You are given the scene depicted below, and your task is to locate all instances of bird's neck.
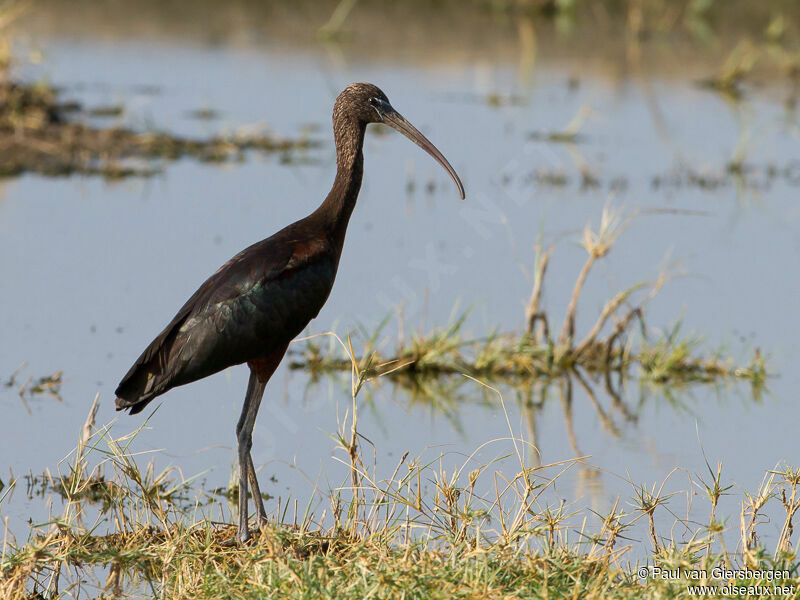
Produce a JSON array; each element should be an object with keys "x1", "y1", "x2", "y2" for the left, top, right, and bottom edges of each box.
[{"x1": 315, "y1": 118, "x2": 366, "y2": 248}]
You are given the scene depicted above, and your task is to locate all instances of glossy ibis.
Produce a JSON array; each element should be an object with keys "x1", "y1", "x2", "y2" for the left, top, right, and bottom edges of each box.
[{"x1": 115, "y1": 82, "x2": 465, "y2": 543}]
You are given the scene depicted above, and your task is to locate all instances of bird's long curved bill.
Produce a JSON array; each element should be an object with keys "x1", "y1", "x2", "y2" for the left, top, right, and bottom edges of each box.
[{"x1": 382, "y1": 108, "x2": 465, "y2": 200}]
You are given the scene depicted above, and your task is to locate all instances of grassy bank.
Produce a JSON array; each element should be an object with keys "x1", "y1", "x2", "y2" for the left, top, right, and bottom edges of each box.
[
  {"x1": 1, "y1": 394, "x2": 798, "y2": 599},
  {"x1": 7, "y1": 525, "x2": 798, "y2": 598}
]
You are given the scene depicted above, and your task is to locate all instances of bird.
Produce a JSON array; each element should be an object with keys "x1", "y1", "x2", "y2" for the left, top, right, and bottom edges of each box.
[{"x1": 115, "y1": 82, "x2": 465, "y2": 543}]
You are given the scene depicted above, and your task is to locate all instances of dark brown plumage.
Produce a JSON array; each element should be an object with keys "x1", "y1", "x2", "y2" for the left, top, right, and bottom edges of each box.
[{"x1": 115, "y1": 82, "x2": 465, "y2": 543}]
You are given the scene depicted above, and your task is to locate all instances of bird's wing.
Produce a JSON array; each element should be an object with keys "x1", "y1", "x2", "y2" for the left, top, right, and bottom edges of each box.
[{"x1": 115, "y1": 228, "x2": 334, "y2": 412}]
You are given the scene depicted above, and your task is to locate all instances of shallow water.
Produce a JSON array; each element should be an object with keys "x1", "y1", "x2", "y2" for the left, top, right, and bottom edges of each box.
[{"x1": 1, "y1": 5, "x2": 799, "y2": 560}]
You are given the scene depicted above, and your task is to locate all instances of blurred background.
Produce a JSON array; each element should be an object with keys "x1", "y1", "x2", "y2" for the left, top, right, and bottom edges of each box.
[{"x1": 1, "y1": 0, "x2": 798, "y2": 556}]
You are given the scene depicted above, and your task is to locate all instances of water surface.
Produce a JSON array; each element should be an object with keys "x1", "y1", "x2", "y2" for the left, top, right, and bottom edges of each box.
[{"x1": 1, "y1": 4, "x2": 799, "y2": 556}]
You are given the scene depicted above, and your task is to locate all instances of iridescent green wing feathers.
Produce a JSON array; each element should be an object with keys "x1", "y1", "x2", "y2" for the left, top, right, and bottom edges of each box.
[{"x1": 115, "y1": 224, "x2": 335, "y2": 414}]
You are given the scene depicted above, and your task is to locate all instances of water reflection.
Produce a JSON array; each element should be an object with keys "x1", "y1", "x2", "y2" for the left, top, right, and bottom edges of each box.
[{"x1": 302, "y1": 349, "x2": 763, "y2": 505}]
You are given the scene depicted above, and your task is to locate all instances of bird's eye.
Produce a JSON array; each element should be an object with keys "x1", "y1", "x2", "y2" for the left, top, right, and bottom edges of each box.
[{"x1": 369, "y1": 97, "x2": 379, "y2": 105}]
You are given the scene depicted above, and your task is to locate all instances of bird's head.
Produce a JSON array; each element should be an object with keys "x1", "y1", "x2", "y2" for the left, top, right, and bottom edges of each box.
[{"x1": 334, "y1": 82, "x2": 465, "y2": 199}]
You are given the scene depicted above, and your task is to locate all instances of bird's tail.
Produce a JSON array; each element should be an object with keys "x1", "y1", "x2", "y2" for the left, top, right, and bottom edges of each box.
[
  {"x1": 115, "y1": 337, "x2": 183, "y2": 414},
  {"x1": 115, "y1": 371, "x2": 160, "y2": 415},
  {"x1": 115, "y1": 309, "x2": 193, "y2": 415},
  {"x1": 115, "y1": 396, "x2": 151, "y2": 415}
]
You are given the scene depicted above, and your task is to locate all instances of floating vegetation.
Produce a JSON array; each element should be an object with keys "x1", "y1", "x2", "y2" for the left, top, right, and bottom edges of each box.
[
  {"x1": 499, "y1": 168, "x2": 628, "y2": 193},
  {"x1": 697, "y1": 39, "x2": 761, "y2": 99},
  {"x1": 698, "y1": 29, "x2": 800, "y2": 99},
  {"x1": 86, "y1": 104, "x2": 124, "y2": 118},
  {"x1": 0, "y1": 79, "x2": 318, "y2": 179},
  {"x1": 528, "y1": 105, "x2": 591, "y2": 143},
  {"x1": 290, "y1": 205, "x2": 767, "y2": 393},
  {"x1": 652, "y1": 160, "x2": 800, "y2": 192},
  {"x1": 484, "y1": 92, "x2": 526, "y2": 107},
  {"x1": 3, "y1": 362, "x2": 63, "y2": 408},
  {"x1": 292, "y1": 320, "x2": 764, "y2": 387},
  {"x1": 186, "y1": 107, "x2": 221, "y2": 121}
]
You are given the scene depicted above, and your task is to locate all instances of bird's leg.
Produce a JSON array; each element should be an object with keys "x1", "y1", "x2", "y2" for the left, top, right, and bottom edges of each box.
[
  {"x1": 247, "y1": 454, "x2": 267, "y2": 525},
  {"x1": 234, "y1": 345, "x2": 289, "y2": 544},
  {"x1": 235, "y1": 371, "x2": 266, "y2": 544}
]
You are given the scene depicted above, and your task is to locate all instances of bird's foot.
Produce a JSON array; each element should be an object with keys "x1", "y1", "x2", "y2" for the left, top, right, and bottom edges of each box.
[
  {"x1": 219, "y1": 527, "x2": 253, "y2": 547},
  {"x1": 237, "y1": 528, "x2": 253, "y2": 545}
]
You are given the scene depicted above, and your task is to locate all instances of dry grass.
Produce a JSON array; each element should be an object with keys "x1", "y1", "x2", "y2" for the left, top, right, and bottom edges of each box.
[
  {"x1": 291, "y1": 205, "x2": 767, "y2": 395},
  {"x1": 1, "y1": 375, "x2": 797, "y2": 599}
]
